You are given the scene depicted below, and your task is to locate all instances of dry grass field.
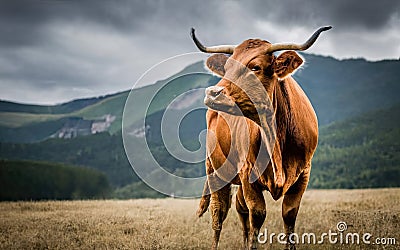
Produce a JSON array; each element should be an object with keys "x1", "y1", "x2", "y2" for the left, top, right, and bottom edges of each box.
[{"x1": 1, "y1": 188, "x2": 399, "y2": 249}]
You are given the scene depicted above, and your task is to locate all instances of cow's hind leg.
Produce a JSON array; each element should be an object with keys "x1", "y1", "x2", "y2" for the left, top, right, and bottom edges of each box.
[
  {"x1": 242, "y1": 181, "x2": 266, "y2": 250},
  {"x1": 282, "y1": 168, "x2": 310, "y2": 250},
  {"x1": 236, "y1": 185, "x2": 250, "y2": 249},
  {"x1": 210, "y1": 181, "x2": 231, "y2": 250}
]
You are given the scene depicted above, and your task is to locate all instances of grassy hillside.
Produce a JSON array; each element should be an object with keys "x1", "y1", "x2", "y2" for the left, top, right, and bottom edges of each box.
[
  {"x1": 0, "y1": 159, "x2": 110, "y2": 201},
  {"x1": 0, "y1": 91, "x2": 127, "y2": 130},
  {"x1": 0, "y1": 112, "x2": 65, "y2": 128},
  {"x1": 1, "y1": 189, "x2": 399, "y2": 249},
  {"x1": 310, "y1": 103, "x2": 400, "y2": 188},
  {"x1": 0, "y1": 117, "x2": 71, "y2": 142}
]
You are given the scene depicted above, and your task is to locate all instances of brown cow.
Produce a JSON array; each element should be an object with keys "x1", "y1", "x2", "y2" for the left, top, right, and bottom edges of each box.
[{"x1": 191, "y1": 26, "x2": 331, "y2": 249}]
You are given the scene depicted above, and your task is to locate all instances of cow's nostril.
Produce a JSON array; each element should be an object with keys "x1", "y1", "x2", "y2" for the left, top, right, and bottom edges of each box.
[
  {"x1": 206, "y1": 86, "x2": 224, "y2": 97},
  {"x1": 212, "y1": 88, "x2": 223, "y2": 96}
]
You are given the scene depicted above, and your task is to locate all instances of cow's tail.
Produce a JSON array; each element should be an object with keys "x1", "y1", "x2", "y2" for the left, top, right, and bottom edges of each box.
[{"x1": 196, "y1": 179, "x2": 211, "y2": 217}]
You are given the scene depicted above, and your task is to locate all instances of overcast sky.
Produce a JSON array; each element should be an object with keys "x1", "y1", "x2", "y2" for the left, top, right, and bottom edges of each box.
[{"x1": 1, "y1": 0, "x2": 399, "y2": 104}]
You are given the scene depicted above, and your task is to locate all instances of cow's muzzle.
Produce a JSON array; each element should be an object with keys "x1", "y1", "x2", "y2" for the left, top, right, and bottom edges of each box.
[{"x1": 204, "y1": 86, "x2": 241, "y2": 115}]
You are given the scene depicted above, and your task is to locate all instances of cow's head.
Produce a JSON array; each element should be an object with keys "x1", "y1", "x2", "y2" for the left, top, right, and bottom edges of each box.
[{"x1": 191, "y1": 27, "x2": 331, "y2": 124}]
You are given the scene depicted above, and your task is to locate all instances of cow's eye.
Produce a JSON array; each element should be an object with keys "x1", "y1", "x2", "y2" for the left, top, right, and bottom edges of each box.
[{"x1": 251, "y1": 65, "x2": 261, "y2": 72}]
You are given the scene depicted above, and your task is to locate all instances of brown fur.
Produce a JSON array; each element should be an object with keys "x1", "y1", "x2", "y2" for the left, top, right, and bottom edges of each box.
[{"x1": 198, "y1": 40, "x2": 318, "y2": 250}]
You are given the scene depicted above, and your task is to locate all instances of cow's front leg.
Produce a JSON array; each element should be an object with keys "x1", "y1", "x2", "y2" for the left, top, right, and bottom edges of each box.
[
  {"x1": 242, "y1": 180, "x2": 266, "y2": 250},
  {"x1": 282, "y1": 168, "x2": 310, "y2": 250},
  {"x1": 209, "y1": 175, "x2": 232, "y2": 250},
  {"x1": 236, "y1": 185, "x2": 250, "y2": 249}
]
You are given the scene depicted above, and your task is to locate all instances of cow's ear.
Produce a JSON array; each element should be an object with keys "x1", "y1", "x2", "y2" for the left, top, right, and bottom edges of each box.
[
  {"x1": 206, "y1": 54, "x2": 228, "y2": 77},
  {"x1": 273, "y1": 51, "x2": 303, "y2": 79}
]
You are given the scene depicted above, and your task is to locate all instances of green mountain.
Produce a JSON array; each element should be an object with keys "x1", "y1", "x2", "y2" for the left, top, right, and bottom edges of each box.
[
  {"x1": 310, "y1": 103, "x2": 400, "y2": 188},
  {"x1": 296, "y1": 54, "x2": 400, "y2": 125}
]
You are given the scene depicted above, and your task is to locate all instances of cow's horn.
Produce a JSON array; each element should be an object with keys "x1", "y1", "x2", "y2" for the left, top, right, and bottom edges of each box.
[
  {"x1": 266, "y1": 26, "x2": 332, "y2": 54},
  {"x1": 191, "y1": 28, "x2": 236, "y2": 54}
]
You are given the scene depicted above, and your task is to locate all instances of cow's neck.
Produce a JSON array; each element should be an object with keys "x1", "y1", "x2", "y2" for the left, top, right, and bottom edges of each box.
[
  {"x1": 256, "y1": 78, "x2": 290, "y2": 191},
  {"x1": 275, "y1": 79, "x2": 291, "y2": 142},
  {"x1": 258, "y1": 78, "x2": 290, "y2": 147}
]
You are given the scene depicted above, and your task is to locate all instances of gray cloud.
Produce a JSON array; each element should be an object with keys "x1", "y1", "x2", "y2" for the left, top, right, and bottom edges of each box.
[
  {"x1": 247, "y1": 0, "x2": 399, "y2": 30},
  {"x1": 0, "y1": 0, "x2": 399, "y2": 104}
]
